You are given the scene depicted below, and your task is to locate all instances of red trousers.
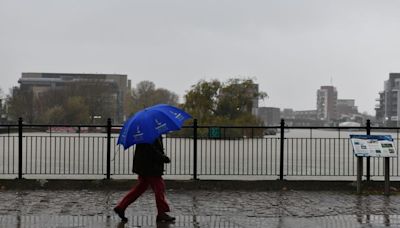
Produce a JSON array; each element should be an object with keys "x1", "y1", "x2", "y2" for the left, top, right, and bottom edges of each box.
[{"x1": 116, "y1": 176, "x2": 170, "y2": 215}]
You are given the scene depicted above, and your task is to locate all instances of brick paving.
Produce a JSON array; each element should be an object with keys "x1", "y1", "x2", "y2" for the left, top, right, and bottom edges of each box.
[{"x1": 1, "y1": 189, "x2": 400, "y2": 227}]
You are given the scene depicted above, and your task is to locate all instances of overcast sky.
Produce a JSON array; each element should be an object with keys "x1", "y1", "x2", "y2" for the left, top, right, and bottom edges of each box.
[{"x1": 1, "y1": 0, "x2": 400, "y2": 115}]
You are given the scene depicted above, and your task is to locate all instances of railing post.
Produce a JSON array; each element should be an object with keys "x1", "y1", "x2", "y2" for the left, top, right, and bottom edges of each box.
[
  {"x1": 384, "y1": 157, "x2": 390, "y2": 195},
  {"x1": 18, "y1": 117, "x2": 23, "y2": 179},
  {"x1": 279, "y1": 119, "x2": 285, "y2": 181},
  {"x1": 106, "y1": 118, "x2": 112, "y2": 180},
  {"x1": 193, "y1": 119, "x2": 198, "y2": 180},
  {"x1": 366, "y1": 119, "x2": 371, "y2": 181}
]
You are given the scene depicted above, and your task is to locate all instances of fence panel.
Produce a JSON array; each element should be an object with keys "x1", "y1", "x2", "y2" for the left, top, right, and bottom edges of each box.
[
  {"x1": 284, "y1": 137, "x2": 356, "y2": 177},
  {"x1": 2, "y1": 122, "x2": 400, "y2": 180},
  {"x1": 0, "y1": 135, "x2": 18, "y2": 175},
  {"x1": 196, "y1": 137, "x2": 280, "y2": 176},
  {"x1": 21, "y1": 134, "x2": 108, "y2": 176}
]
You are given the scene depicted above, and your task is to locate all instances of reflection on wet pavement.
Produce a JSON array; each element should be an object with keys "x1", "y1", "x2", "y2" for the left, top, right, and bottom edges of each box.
[
  {"x1": 1, "y1": 215, "x2": 400, "y2": 228},
  {"x1": 1, "y1": 189, "x2": 400, "y2": 227}
]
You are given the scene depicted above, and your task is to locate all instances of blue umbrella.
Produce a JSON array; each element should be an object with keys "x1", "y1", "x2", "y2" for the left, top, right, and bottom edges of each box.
[{"x1": 117, "y1": 104, "x2": 192, "y2": 150}]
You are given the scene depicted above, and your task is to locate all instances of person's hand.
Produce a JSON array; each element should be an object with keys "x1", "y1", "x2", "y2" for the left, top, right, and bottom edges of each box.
[{"x1": 163, "y1": 155, "x2": 171, "y2": 163}]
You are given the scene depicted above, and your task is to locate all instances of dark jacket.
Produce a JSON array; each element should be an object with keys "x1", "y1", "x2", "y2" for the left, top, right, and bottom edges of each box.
[{"x1": 132, "y1": 137, "x2": 170, "y2": 176}]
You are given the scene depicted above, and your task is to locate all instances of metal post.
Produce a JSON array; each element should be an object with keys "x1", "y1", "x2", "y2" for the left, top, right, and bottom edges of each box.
[
  {"x1": 106, "y1": 118, "x2": 112, "y2": 180},
  {"x1": 193, "y1": 119, "x2": 198, "y2": 180},
  {"x1": 18, "y1": 117, "x2": 23, "y2": 179},
  {"x1": 366, "y1": 119, "x2": 371, "y2": 181},
  {"x1": 279, "y1": 119, "x2": 285, "y2": 181},
  {"x1": 357, "y1": 156, "x2": 363, "y2": 194},
  {"x1": 384, "y1": 157, "x2": 390, "y2": 196}
]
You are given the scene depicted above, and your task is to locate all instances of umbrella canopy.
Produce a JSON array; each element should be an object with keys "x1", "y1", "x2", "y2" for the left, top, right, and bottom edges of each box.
[{"x1": 117, "y1": 104, "x2": 192, "y2": 150}]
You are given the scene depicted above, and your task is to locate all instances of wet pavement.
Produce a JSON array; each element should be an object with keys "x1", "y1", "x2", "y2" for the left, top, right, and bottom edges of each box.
[{"x1": 1, "y1": 189, "x2": 400, "y2": 227}]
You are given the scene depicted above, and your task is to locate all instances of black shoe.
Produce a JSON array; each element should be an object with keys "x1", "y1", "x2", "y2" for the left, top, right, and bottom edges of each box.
[
  {"x1": 114, "y1": 207, "x2": 128, "y2": 223},
  {"x1": 156, "y1": 213, "x2": 176, "y2": 222}
]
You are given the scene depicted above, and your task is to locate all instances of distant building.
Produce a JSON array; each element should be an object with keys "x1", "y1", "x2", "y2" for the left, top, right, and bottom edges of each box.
[
  {"x1": 281, "y1": 108, "x2": 295, "y2": 119},
  {"x1": 247, "y1": 83, "x2": 259, "y2": 115},
  {"x1": 288, "y1": 109, "x2": 327, "y2": 126},
  {"x1": 277, "y1": 86, "x2": 360, "y2": 126},
  {"x1": 316, "y1": 86, "x2": 338, "y2": 122},
  {"x1": 337, "y1": 99, "x2": 358, "y2": 121},
  {"x1": 294, "y1": 110, "x2": 317, "y2": 120},
  {"x1": 18, "y1": 72, "x2": 130, "y2": 123},
  {"x1": 375, "y1": 73, "x2": 400, "y2": 126},
  {"x1": 375, "y1": 90, "x2": 385, "y2": 125},
  {"x1": 258, "y1": 107, "x2": 280, "y2": 126}
]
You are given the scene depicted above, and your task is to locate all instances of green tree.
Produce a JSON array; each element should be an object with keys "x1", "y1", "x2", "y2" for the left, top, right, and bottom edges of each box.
[
  {"x1": 182, "y1": 79, "x2": 221, "y2": 124},
  {"x1": 183, "y1": 78, "x2": 267, "y2": 126},
  {"x1": 6, "y1": 86, "x2": 35, "y2": 123},
  {"x1": 42, "y1": 105, "x2": 65, "y2": 124},
  {"x1": 66, "y1": 80, "x2": 117, "y2": 124},
  {"x1": 35, "y1": 87, "x2": 70, "y2": 123},
  {"x1": 216, "y1": 78, "x2": 267, "y2": 119},
  {"x1": 38, "y1": 96, "x2": 90, "y2": 124},
  {"x1": 7, "y1": 79, "x2": 120, "y2": 124},
  {"x1": 63, "y1": 96, "x2": 90, "y2": 124}
]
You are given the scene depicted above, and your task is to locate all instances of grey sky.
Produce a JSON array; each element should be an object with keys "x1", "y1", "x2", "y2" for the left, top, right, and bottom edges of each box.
[{"x1": 1, "y1": 0, "x2": 400, "y2": 114}]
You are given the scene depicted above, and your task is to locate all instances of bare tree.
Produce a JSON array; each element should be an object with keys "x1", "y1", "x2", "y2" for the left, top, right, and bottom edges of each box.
[{"x1": 126, "y1": 80, "x2": 179, "y2": 116}]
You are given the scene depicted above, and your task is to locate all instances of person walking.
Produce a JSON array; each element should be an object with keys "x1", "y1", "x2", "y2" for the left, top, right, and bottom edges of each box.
[{"x1": 114, "y1": 136, "x2": 175, "y2": 223}]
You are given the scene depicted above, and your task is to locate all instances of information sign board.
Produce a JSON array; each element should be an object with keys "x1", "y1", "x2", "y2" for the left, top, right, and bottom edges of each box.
[
  {"x1": 350, "y1": 135, "x2": 397, "y2": 157},
  {"x1": 208, "y1": 127, "x2": 221, "y2": 139}
]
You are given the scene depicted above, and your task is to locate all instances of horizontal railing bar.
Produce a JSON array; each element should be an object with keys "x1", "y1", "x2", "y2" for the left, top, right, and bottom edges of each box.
[{"x1": 3, "y1": 123, "x2": 400, "y2": 131}]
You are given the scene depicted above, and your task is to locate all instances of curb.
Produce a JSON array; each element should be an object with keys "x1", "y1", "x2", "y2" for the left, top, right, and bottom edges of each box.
[{"x1": 1, "y1": 179, "x2": 399, "y2": 192}]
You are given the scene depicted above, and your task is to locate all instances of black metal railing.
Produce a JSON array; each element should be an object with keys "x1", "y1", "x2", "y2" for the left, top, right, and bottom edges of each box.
[{"x1": 0, "y1": 118, "x2": 399, "y2": 180}]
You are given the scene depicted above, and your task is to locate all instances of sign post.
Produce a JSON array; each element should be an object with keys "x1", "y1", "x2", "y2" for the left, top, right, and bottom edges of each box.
[
  {"x1": 350, "y1": 135, "x2": 397, "y2": 195},
  {"x1": 385, "y1": 157, "x2": 390, "y2": 195},
  {"x1": 356, "y1": 156, "x2": 363, "y2": 194}
]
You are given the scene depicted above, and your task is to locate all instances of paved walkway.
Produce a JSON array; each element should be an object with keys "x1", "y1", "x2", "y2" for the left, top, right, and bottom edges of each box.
[{"x1": 1, "y1": 188, "x2": 400, "y2": 227}]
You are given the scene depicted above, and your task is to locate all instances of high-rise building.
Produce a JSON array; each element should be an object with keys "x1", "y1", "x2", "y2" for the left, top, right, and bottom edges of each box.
[
  {"x1": 18, "y1": 72, "x2": 130, "y2": 123},
  {"x1": 375, "y1": 73, "x2": 400, "y2": 126},
  {"x1": 316, "y1": 86, "x2": 338, "y2": 121}
]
